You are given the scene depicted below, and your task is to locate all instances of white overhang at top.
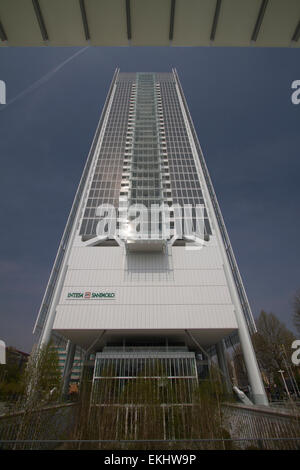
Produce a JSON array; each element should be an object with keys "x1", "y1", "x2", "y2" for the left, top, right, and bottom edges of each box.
[{"x1": 0, "y1": 0, "x2": 299, "y2": 48}]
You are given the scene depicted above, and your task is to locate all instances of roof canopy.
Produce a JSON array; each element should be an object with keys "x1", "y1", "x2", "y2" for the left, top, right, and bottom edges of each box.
[{"x1": 0, "y1": 0, "x2": 299, "y2": 47}]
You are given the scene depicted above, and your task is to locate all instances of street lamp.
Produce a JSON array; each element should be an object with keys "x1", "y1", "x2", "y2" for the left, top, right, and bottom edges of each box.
[{"x1": 278, "y1": 370, "x2": 291, "y2": 400}]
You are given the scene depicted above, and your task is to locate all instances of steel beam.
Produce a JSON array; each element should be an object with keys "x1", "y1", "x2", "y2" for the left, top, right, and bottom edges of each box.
[
  {"x1": 32, "y1": 0, "x2": 49, "y2": 41},
  {"x1": 126, "y1": 0, "x2": 132, "y2": 40},
  {"x1": 79, "y1": 0, "x2": 90, "y2": 41},
  {"x1": 169, "y1": 0, "x2": 176, "y2": 41},
  {"x1": 251, "y1": 0, "x2": 269, "y2": 42},
  {"x1": 210, "y1": 0, "x2": 222, "y2": 42},
  {"x1": 292, "y1": 20, "x2": 300, "y2": 42},
  {"x1": 0, "y1": 19, "x2": 7, "y2": 42}
]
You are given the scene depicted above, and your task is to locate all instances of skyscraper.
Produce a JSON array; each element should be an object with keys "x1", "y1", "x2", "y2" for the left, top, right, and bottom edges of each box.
[{"x1": 33, "y1": 70, "x2": 268, "y2": 406}]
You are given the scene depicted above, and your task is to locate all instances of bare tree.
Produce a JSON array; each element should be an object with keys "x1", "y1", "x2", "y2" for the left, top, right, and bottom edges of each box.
[{"x1": 252, "y1": 311, "x2": 295, "y2": 385}]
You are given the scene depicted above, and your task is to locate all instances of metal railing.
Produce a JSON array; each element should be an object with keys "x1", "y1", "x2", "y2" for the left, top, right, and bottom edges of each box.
[
  {"x1": 222, "y1": 402, "x2": 300, "y2": 449},
  {"x1": 1, "y1": 401, "x2": 299, "y2": 450},
  {"x1": 0, "y1": 402, "x2": 77, "y2": 450}
]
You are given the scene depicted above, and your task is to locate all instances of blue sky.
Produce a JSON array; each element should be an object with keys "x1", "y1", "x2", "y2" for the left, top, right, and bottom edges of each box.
[{"x1": 0, "y1": 46, "x2": 299, "y2": 352}]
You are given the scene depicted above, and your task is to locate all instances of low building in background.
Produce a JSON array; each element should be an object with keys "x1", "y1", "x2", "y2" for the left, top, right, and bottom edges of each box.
[{"x1": 5, "y1": 347, "x2": 29, "y2": 371}]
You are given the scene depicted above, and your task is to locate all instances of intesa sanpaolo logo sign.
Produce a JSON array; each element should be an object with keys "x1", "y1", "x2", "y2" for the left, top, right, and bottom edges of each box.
[{"x1": 67, "y1": 291, "x2": 115, "y2": 299}]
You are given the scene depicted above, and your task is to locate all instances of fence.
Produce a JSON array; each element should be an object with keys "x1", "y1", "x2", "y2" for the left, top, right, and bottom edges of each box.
[
  {"x1": 222, "y1": 402, "x2": 300, "y2": 450},
  {"x1": 0, "y1": 402, "x2": 77, "y2": 450},
  {"x1": 0, "y1": 401, "x2": 299, "y2": 450}
]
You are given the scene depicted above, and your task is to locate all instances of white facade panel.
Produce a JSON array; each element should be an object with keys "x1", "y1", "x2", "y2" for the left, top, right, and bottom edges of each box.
[
  {"x1": 171, "y1": 246, "x2": 224, "y2": 270},
  {"x1": 68, "y1": 244, "x2": 224, "y2": 271},
  {"x1": 54, "y1": 237, "x2": 235, "y2": 334},
  {"x1": 64, "y1": 267, "x2": 227, "y2": 287},
  {"x1": 68, "y1": 246, "x2": 126, "y2": 270},
  {"x1": 53, "y1": 304, "x2": 238, "y2": 331},
  {"x1": 60, "y1": 285, "x2": 232, "y2": 307}
]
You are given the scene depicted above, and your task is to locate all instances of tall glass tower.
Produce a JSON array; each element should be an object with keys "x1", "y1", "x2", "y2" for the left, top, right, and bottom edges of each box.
[{"x1": 33, "y1": 70, "x2": 268, "y2": 406}]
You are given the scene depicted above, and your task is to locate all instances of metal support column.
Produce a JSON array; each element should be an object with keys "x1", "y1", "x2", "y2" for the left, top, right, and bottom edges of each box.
[
  {"x1": 62, "y1": 341, "x2": 76, "y2": 397},
  {"x1": 216, "y1": 340, "x2": 232, "y2": 394}
]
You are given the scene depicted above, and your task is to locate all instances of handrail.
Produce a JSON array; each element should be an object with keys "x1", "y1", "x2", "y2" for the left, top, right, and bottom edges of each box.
[{"x1": 223, "y1": 401, "x2": 300, "y2": 419}]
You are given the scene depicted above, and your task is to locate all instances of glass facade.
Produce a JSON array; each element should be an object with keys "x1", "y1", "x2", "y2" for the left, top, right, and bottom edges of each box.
[
  {"x1": 129, "y1": 73, "x2": 163, "y2": 209},
  {"x1": 158, "y1": 73, "x2": 211, "y2": 236},
  {"x1": 92, "y1": 349, "x2": 198, "y2": 405},
  {"x1": 79, "y1": 71, "x2": 211, "y2": 240},
  {"x1": 79, "y1": 75, "x2": 132, "y2": 238}
]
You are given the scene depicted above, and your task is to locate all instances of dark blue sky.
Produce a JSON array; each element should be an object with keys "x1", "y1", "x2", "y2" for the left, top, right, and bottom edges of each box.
[{"x1": 0, "y1": 46, "x2": 299, "y2": 352}]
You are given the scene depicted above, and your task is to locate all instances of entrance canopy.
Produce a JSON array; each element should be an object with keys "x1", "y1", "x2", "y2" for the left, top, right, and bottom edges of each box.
[{"x1": 0, "y1": 0, "x2": 299, "y2": 47}]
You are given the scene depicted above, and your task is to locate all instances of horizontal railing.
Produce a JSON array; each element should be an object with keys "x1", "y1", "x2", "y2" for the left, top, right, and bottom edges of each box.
[
  {"x1": 1, "y1": 401, "x2": 299, "y2": 450},
  {"x1": 222, "y1": 402, "x2": 300, "y2": 449},
  {"x1": 0, "y1": 402, "x2": 77, "y2": 450}
]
